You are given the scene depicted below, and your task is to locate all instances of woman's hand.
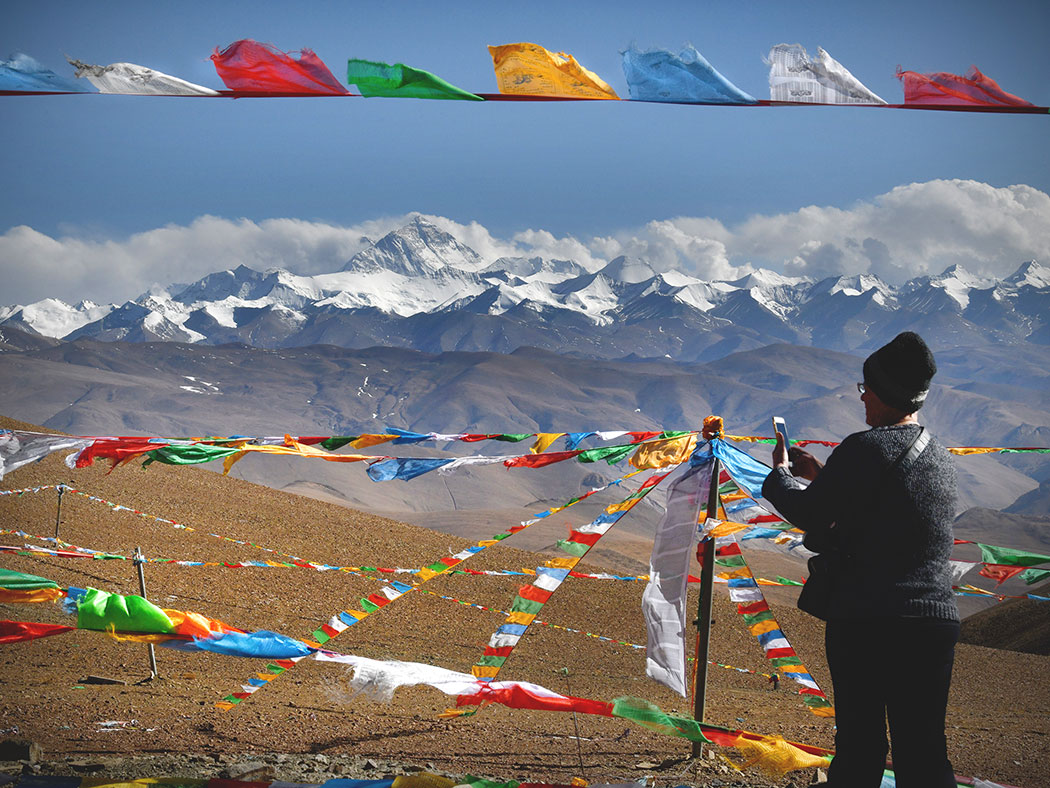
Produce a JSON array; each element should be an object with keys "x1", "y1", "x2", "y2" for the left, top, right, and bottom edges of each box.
[
  {"x1": 788, "y1": 446, "x2": 823, "y2": 481},
  {"x1": 772, "y1": 429, "x2": 790, "y2": 469}
]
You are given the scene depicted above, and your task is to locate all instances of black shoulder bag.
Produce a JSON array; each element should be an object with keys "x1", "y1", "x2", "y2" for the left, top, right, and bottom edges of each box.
[{"x1": 798, "y1": 427, "x2": 931, "y2": 620}]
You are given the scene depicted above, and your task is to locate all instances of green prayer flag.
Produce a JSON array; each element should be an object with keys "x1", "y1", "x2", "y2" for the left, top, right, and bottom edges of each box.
[
  {"x1": 742, "y1": 610, "x2": 775, "y2": 626},
  {"x1": 347, "y1": 59, "x2": 483, "y2": 100},
  {"x1": 775, "y1": 575, "x2": 805, "y2": 586},
  {"x1": 1021, "y1": 567, "x2": 1050, "y2": 585},
  {"x1": 143, "y1": 444, "x2": 242, "y2": 466},
  {"x1": 769, "y1": 656, "x2": 805, "y2": 667},
  {"x1": 577, "y1": 444, "x2": 635, "y2": 464},
  {"x1": 716, "y1": 555, "x2": 747, "y2": 568},
  {"x1": 320, "y1": 436, "x2": 358, "y2": 451},
  {"x1": 977, "y1": 543, "x2": 1050, "y2": 567},
  {"x1": 0, "y1": 568, "x2": 59, "y2": 591},
  {"x1": 76, "y1": 588, "x2": 174, "y2": 633},
  {"x1": 475, "y1": 654, "x2": 507, "y2": 667},
  {"x1": 493, "y1": 433, "x2": 533, "y2": 442},
  {"x1": 555, "y1": 538, "x2": 590, "y2": 558},
  {"x1": 510, "y1": 596, "x2": 544, "y2": 615},
  {"x1": 611, "y1": 696, "x2": 712, "y2": 743},
  {"x1": 359, "y1": 598, "x2": 380, "y2": 613}
]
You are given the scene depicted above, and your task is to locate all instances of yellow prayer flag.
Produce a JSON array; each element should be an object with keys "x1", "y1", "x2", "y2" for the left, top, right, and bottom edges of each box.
[
  {"x1": 748, "y1": 619, "x2": 779, "y2": 637},
  {"x1": 948, "y1": 447, "x2": 1000, "y2": 455},
  {"x1": 488, "y1": 42, "x2": 619, "y2": 99},
  {"x1": 351, "y1": 434, "x2": 399, "y2": 449},
  {"x1": 506, "y1": 611, "x2": 537, "y2": 626},
  {"x1": 222, "y1": 450, "x2": 247, "y2": 475},
  {"x1": 708, "y1": 520, "x2": 752, "y2": 538},
  {"x1": 472, "y1": 665, "x2": 500, "y2": 679},
  {"x1": 717, "y1": 567, "x2": 753, "y2": 580},
  {"x1": 530, "y1": 432, "x2": 565, "y2": 454},
  {"x1": 630, "y1": 434, "x2": 697, "y2": 470},
  {"x1": 0, "y1": 587, "x2": 64, "y2": 604},
  {"x1": 546, "y1": 557, "x2": 577, "y2": 569}
]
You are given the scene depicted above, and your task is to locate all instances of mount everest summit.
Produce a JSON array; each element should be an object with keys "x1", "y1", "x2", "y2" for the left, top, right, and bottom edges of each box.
[{"x1": 3, "y1": 216, "x2": 1048, "y2": 360}]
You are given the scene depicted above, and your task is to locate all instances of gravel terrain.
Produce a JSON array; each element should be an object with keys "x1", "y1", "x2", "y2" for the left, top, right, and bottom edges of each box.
[{"x1": 1, "y1": 416, "x2": 1047, "y2": 787}]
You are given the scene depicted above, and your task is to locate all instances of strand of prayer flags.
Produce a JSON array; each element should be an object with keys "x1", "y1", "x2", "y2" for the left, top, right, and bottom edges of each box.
[
  {"x1": 216, "y1": 468, "x2": 662, "y2": 709},
  {"x1": 714, "y1": 537, "x2": 834, "y2": 717},
  {"x1": 420, "y1": 588, "x2": 777, "y2": 681},
  {"x1": 470, "y1": 469, "x2": 673, "y2": 686},
  {"x1": 3, "y1": 428, "x2": 1047, "y2": 485},
  {"x1": 3, "y1": 40, "x2": 1046, "y2": 115},
  {"x1": 0, "y1": 575, "x2": 1010, "y2": 777},
  {"x1": 6, "y1": 481, "x2": 1049, "y2": 600}
]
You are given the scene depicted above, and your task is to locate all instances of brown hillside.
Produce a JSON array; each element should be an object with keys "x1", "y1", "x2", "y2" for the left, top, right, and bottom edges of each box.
[
  {"x1": 960, "y1": 581, "x2": 1050, "y2": 656},
  {"x1": 1, "y1": 415, "x2": 1048, "y2": 787}
]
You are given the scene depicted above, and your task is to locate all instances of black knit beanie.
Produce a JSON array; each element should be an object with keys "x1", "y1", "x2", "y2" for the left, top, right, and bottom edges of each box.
[{"x1": 863, "y1": 331, "x2": 937, "y2": 413}]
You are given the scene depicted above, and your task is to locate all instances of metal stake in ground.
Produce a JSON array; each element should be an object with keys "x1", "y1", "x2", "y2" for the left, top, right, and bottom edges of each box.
[
  {"x1": 134, "y1": 546, "x2": 159, "y2": 680},
  {"x1": 691, "y1": 456, "x2": 721, "y2": 758},
  {"x1": 54, "y1": 485, "x2": 65, "y2": 540}
]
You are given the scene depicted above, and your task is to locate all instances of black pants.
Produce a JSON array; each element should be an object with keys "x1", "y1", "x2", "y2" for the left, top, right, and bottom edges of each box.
[{"x1": 824, "y1": 617, "x2": 959, "y2": 788}]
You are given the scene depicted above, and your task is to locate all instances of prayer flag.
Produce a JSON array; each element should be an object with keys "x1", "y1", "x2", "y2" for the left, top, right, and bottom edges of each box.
[
  {"x1": 622, "y1": 45, "x2": 756, "y2": 104},
  {"x1": 0, "y1": 619, "x2": 75, "y2": 644},
  {"x1": 0, "y1": 53, "x2": 93, "y2": 93},
  {"x1": 68, "y1": 59, "x2": 219, "y2": 95},
  {"x1": 488, "y1": 42, "x2": 619, "y2": 99},
  {"x1": 767, "y1": 44, "x2": 886, "y2": 104},
  {"x1": 76, "y1": 588, "x2": 174, "y2": 633},
  {"x1": 977, "y1": 543, "x2": 1050, "y2": 567},
  {"x1": 347, "y1": 59, "x2": 482, "y2": 100},
  {"x1": 0, "y1": 430, "x2": 93, "y2": 480},
  {"x1": 212, "y1": 40, "x2": 349, "y2": 95},
  {"x1": 456, "y1": 681, "x2": 613, "y2": 716},
  {"x1": 978, "y1": 563, "x2": 1027, "y2": 585},
  {"x1": 0, "y1": 568, "x2": 59, "y2": 591},
  {"x1": 898, "y1": 65, "x2": 1034, "y2": 107}
]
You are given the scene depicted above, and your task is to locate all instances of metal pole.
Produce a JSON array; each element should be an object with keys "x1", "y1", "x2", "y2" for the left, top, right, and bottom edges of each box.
[
  {"x1": 54, "y1": 485, "x2": 64, "y2": 540},
  {"x1": 134, "y1": 547, "x2": 159, "y2": 679},
  {"x1": 691, "y1": 457, "x2": 721, "y2": 757}
]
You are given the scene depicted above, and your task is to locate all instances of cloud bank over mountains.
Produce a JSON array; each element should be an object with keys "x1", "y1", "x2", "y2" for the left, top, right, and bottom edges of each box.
[{"x1": 3, "y1": 179, "x2": 1047, "y2": 305}]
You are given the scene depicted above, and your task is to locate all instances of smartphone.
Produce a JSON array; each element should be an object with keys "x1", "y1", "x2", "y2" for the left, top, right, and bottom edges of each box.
[{"x1": 772, "y1": 416, "x2": 790, "y2": 448}]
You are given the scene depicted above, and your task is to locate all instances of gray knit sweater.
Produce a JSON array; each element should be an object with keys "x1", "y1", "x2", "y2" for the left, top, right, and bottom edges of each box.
[{"x1": 762, "y1": 423, "x2": 959, "y2": 622}]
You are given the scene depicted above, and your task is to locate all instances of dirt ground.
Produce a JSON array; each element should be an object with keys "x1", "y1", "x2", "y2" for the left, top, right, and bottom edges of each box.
[{"x1": 1, "y1": 416, "x2": 1048, "y2": 787}]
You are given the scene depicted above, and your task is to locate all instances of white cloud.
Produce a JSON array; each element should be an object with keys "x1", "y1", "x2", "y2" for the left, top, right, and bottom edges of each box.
[
  {"x1": 2, "y1": 180, "x2": 1048, "y2": 306},
  {"x1": 727, "y1": 180, "x2": 1050, "y2": 282}
]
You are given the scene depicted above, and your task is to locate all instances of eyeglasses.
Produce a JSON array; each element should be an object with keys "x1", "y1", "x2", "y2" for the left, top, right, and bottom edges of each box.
[{"x1": 857, "y1": 382, "x2": 866, "y2": 395}]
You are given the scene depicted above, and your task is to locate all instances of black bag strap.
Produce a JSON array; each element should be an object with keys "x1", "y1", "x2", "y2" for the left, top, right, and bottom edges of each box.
[{"x1": 887, "y1": 426, "x2": 929, "y2": 479}]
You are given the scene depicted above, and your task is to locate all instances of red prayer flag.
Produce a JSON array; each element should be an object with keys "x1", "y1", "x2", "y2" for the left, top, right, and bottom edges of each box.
[
  {"x1": 74, "y1": 439, "x2": 165, "y2": 469},
  {"x1": 456, "y1": 682, "x2": 614, "y2": 717},
  {"x1": 0, "y1": 619, "x2": 74, "y2": 644},
  {"x1": 897, "y1": 66, "x2": 1033, "y2": 107},
  {"x1": 504, "y1": 450, "x2": 582, "y2": 468},
  {"x1": 978, "y1": 563, "x2": 1027, "y2": 585},
  {"x1": 212, "y1": 40, "x2": 349, "y2": 95}
]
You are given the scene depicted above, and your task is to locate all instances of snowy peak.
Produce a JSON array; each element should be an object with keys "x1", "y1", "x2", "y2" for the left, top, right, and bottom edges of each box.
[
  {"x1": 1004, "y1": 260, "x2": 1050, "y2": 289},
  {"x1": 0, "y1": 298, "x2": 114, "y2": 338},
  {"x1": 905, "y1": 264, "x2": 996, "y2": 310},
  {"x1": 343, "y1": 216, "x2": 484, "y2": 276},
  {"x1": 598, "y1": 255, "x2": 657, "y2": 284},
  {"x1": 481, "y1": 255, "x2": 586, "y2": 283},
  {"x1": 172, "y1": 264, "x2": 275, "y2": 304}
]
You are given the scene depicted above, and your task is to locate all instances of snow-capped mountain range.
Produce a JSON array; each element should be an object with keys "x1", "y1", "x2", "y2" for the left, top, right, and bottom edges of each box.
[{"x1": 3, "y1": 216, "x2": 1048, "y2": 360}]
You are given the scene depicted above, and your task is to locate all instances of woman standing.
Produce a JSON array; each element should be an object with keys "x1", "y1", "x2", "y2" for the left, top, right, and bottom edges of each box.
[{"x1": 762, "y1": 331, "x2": 959, "y2": 788}]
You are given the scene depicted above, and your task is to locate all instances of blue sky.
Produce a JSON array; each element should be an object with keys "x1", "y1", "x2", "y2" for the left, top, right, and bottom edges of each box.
[{"x1": 2, "y1": 1, "x2": 1049, "y2": 304}]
